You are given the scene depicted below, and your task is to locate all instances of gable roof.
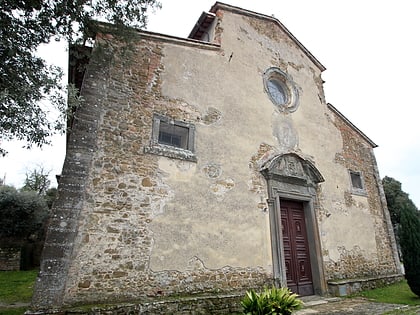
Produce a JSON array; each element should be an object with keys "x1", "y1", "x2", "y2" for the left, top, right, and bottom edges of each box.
[{"x1": 188, "y1": 2, "x2": 326, "y2": 72}]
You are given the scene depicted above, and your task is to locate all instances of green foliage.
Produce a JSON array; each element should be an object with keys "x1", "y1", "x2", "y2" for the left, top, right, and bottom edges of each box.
[
  {"x1": 241, "y1": 287, "x2": 303, "y2": 315},
  {"x1": 0, "y1": 185, "x2": 49, "y2": 242},
  {"x1": 382, "y1": 176, "x2": 420, "y2": 297},
  {"x1": 399, "y1": 205, "x2": 420, "y2": 297},
  {"x1": 382, "y1": 176, "x2": 418, "y2": 227},
  {"x1": 21, "y1": 166, "x2": 51, "y2": 195},
  {"x1": 0, "y1": 0, "x2": 161, "y2": 155},
  {"x1": 20, "y1": 165, "x2": 58, "y2": 208}
]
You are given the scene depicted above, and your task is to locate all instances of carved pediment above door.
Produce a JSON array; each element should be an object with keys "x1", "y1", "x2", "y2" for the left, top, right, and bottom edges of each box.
[{"x1": 261, "y1": 153, "x2": 324, "y2": 187}]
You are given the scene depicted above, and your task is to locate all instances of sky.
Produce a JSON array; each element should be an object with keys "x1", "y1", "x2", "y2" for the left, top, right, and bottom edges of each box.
[{"x1": 1, "y1": 0, "x2": 419, "y2": 207}]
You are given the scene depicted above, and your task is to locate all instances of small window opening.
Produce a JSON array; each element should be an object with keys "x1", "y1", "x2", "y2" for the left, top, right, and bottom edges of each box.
[
  {"x1": 145, "y1": 114, "x2": 197, "y2": 162},
  {"x1": 350, "y1": 171, "x2": 364, "y2": 190},
  {"x1": 158, "y1": 122, "x2": 189, "y2": 149}
]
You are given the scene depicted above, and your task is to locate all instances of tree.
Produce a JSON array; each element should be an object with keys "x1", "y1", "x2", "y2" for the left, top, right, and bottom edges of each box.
[
  {"x1": 382, "y1": 176, "x2": 420, "y2": 297},
  {"x1": 0, "y1": 0, "x2": 161, "y2": 155},
  {"x1": 0, "y1": 185, "x2": 49, "y2": 242},
  {"x1": 0, "y1": 184, "x2": 51, "y2": 268},
  {"x1": 20, "y1": 166, "x2": 58, "y2": 207},
  {"x1": 399, "y1": 204, "x2": 420, "y2": 296},
  {"x1": 382, "y1": 176, "x2": 418, "y2": 227},
  {"x1": 21, "y1": 166, "x2": 51, "y2": 195}
]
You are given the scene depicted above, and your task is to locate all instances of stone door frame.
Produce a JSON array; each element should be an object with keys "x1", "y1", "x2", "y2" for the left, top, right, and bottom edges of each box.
[{"x1": 261, "y1": 153, "x2": 328, "y2": 296}]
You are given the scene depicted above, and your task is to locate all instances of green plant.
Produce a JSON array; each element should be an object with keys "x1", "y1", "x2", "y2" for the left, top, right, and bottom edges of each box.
[{"x1": 241, "y1": 286, "x2": 303, "y2": 315}]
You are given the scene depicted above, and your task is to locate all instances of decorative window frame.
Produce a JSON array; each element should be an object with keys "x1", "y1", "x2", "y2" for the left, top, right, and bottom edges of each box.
[
  {"x1": 349, "y1": 170, "x2": 367, "y2": 196},
  {"x1": 144, "y1": 114, "x2": 197, "y2": 162},
  {"x1": 263, "y1": 67, "x2": 300, "y2": 113}
]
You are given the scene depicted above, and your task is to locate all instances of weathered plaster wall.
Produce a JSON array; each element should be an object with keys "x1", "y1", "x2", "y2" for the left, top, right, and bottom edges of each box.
[
  {"x1": 208, "y1": 10, "x2": 399, "y2": 280},
  {"x1": 32, "y1": 5, "x2": 399, "y2": 310},
  {"x1": 322, "y1": 111, "x2": 399, "y2": 279},
  {"x1": 60, "y1": 30, "x2": 273, "y2": 305}
]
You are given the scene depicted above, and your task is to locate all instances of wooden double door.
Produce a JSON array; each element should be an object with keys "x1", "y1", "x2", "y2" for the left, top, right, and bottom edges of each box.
[{"x1": 280, "y1": 200, "x2": 314, "y2": 296}]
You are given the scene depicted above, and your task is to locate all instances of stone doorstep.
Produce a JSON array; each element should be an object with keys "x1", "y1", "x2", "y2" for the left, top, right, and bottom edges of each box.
[
  {"x1": 300, "y1": 295, "x2": 342, "y2": 307},
  {"x1": 296, "y1": 296, "x2": 343, "y2": 315}
]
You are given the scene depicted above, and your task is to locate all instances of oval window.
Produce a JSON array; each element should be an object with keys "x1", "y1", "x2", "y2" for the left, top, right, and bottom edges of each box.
[
  {"x1": 267, "y1": 78, "x2": 288, "y2": 105},
  {"x1": 263, "y1": 67, "x2": 299, "y2": 113}
]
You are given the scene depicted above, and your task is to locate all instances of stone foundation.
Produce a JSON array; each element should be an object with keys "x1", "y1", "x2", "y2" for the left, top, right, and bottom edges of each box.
[
  {"x1": 27, "y1": 294, "x2": 243, "y2": 315},
  {"x1": 328, "y1": 274, "x2": 403, "y2": 296}
]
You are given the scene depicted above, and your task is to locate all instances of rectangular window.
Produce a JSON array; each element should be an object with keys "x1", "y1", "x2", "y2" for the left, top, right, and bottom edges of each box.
[
  {"x1": 144, "y1": 114, "x2": 197, "y2": 162},
  {"x1": 350, "y1": 171, "x2": 363, "y2": 189},
  {"x1": 349, "y1": 170, "x2": 366, "y2": 195},
  {"x1": 158, "y1": 121, "x2": 189, "y2": 149}
]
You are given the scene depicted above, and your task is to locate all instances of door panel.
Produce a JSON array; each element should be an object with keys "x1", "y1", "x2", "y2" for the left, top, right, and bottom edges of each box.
[{"x1": 280, "y1": 200, "x2": 314, "y2": 296}]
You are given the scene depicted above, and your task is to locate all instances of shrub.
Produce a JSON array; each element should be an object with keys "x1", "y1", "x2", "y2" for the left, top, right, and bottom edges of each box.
[
  {"x1": 241, "y1": 286, "x2": 303, "y2": 315},
  {"x1": 0, "y1": 186, "x2": 49, "y2": 241}
]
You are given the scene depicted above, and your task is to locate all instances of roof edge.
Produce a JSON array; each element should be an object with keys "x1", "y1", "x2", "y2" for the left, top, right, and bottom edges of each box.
[
  {"x1": 188, "y1": 11, "x2": 216, "y2": 39},
  {"x1": 327, "y1": 103, "x2": 378, "y2": 148},
  {"x1": 210, "y1": 2, "x2": 326, "y2": 72},
  {"x1": 95, "y1": 21, "x2": 221, "y2": 50}
]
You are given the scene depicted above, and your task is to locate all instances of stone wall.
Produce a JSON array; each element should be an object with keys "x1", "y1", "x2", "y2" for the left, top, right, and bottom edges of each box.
[
  {"x1": 28, "y1": 294, "x2": 243, "y2": 315},
  {"x1": 328, "y1": 274, "x2": 403, "y2": 297},
  {"x1": 0, "y1": 247, "x2": 20, "y2": 271},
  {"x1": 324, "y1": 105, "x2": 400, "y2": 280}
]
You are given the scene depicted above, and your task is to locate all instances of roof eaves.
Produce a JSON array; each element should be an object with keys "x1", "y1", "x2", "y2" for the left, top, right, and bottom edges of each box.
[{"x1": 188, "y1": 11, "x2": 216, "y2": 40}]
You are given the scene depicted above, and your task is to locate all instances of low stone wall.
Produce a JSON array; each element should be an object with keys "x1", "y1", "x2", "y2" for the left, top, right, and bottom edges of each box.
[
  {"x1": 328, "y1": 274, "x2": 404, "y2": 296},
  {"x1": 0, "y1": 247, "x2": 21, "y2": 271},
  {"x1": 28, "y1": 294, "x2": 243, "y2": 315}
]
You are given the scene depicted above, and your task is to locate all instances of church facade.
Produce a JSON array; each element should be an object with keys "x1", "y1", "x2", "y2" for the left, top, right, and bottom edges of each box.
[{"x1": 31, "y1": 2, "x2": 402, "y2": 313}]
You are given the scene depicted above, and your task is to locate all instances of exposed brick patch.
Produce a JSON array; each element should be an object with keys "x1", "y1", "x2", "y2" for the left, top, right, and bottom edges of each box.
[
  {"x1": 248, "y1": 143, "x2": 276, "y2": 194},
  {"x1": 245, "y1": 16, "x2": 297, "y2": 49},
  {"x1": 213, "y1": 9, "x2": 224, "y2": 45}
]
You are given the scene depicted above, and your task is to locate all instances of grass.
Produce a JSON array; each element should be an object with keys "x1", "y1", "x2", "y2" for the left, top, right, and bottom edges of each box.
[
  {"x1": 358, "y1": 280, "x2": 420, "y2": 306},
  {"x1": 0, "y1": 270, "x2": 38, "y2": 304},
  {"x1": 356, "y1": 280, "x2": 420, "y2": 315},
  {"x1": 0, "y1": 269, "x2": 38, "y2": 315}
]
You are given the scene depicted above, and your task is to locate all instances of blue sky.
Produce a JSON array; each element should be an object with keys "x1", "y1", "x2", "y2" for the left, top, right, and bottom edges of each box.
[{"x1": 1, "y1": 0, "x2": 419, "y2": 207}]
